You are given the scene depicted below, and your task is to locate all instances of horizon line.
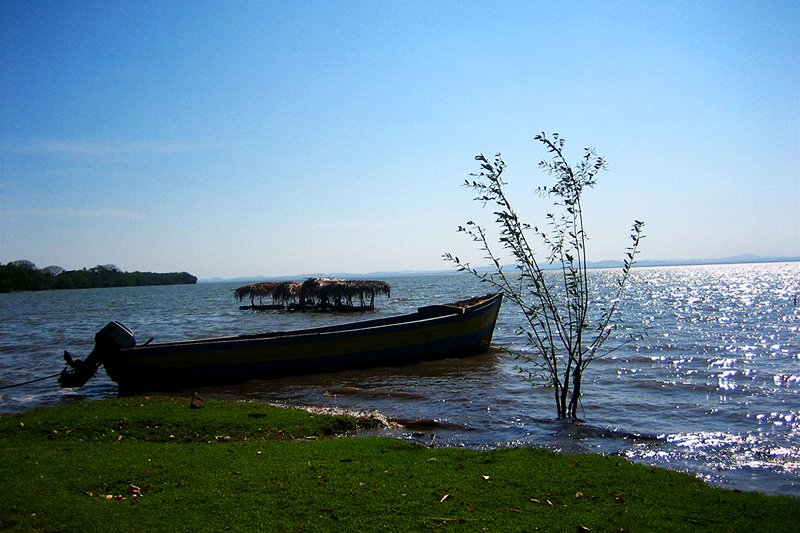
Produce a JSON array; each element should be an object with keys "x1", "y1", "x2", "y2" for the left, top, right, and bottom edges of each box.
[{"x1": 200, "y1": 254, "x2": 800, "y2": 282}]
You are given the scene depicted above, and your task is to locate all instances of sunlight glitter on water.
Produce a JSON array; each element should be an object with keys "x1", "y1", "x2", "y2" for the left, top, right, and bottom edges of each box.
[{"x1": 661, "y1": 431, "x2": 800, "y2": 475}]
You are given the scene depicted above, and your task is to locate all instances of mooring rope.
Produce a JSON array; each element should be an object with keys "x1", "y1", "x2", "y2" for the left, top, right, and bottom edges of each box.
[{"x1": 0, "y1": 369, "x2": 64, "y2": 390}]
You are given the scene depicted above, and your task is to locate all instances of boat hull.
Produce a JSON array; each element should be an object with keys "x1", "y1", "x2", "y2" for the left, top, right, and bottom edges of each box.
[{"x1": 103, "y1": 293, "x2": 502, "y2": 392}]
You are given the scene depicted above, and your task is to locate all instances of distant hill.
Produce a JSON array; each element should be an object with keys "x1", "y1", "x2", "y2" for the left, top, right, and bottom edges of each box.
[
  {"x1": 200, "y1": 254, "x2": 799, "y2": 283},
  {"x1": 588, "y1": 254, "x2": 800, "y2": 269}
]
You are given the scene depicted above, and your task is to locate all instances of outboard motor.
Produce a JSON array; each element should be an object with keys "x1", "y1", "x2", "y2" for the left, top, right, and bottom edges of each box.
[
  {"x1": 59, "y1": 321, "x2": 136, "y2": 388},
  {"x1": 94, "y1": 321, "x2": 136, "y2": 351}
]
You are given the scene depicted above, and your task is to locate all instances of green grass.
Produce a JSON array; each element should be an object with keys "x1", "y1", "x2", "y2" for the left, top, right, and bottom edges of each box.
[{"x1": 1, "y1": 396, "x2": 797, "y2": 532}]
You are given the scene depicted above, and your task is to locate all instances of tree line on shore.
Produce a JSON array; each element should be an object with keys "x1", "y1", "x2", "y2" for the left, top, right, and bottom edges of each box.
[{"x1": 0, "y1": 260, "x2": 197, "y2": 292}]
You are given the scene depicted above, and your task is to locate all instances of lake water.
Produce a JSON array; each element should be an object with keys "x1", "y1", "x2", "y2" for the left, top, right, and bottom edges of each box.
[{"x1": 1, "y1": 262, "x2": 798, "y2": 497}]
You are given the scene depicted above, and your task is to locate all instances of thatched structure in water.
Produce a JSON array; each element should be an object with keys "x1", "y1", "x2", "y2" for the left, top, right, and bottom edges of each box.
[
  {"x1": 235, "y1": 278, "x2": 391, "y2": 312},
  {"x1": 234, "y1": 281, "x2": 300, "y2": 307},
  {"x1": 299, "y1": 278, "x2": 391, "y2": 310}
]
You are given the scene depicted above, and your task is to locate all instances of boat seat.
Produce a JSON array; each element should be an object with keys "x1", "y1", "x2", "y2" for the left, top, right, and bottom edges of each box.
[{"x1": 417, "y1": 304, "x2": 465, "y2": 318}]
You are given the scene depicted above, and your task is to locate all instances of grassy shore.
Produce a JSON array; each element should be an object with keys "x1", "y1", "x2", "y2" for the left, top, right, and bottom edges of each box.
[{"x1": 1, "y1": 396, "x2": 797, "y2": 532}]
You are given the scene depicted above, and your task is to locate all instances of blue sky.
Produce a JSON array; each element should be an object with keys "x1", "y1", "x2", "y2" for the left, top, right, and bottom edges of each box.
[{"x1": 1, "y1": 1, "x2": 798, "y2": 279}]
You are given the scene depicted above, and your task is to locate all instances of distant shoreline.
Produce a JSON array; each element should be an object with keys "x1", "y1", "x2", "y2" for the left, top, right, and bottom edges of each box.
[
  {"x1": 0, "y1": 263, "x2": 198, "y2": 293},
  {"x1": 201, "y1": 255, "x2": 799, "y2": 283}
]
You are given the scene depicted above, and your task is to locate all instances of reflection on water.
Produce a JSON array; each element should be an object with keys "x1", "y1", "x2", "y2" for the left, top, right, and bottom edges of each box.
[{"x1": 0, "y1": 263, "x2": 798, "y2": 496}]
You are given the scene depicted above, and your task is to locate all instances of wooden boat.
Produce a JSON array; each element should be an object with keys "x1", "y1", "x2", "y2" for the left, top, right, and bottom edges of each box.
[
  {"x1": 59, "y1": 293, "x2": 502, "y2": 393},
  {"x1": 238, "y1": 304, "x2": 285, "y2": 311}
]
